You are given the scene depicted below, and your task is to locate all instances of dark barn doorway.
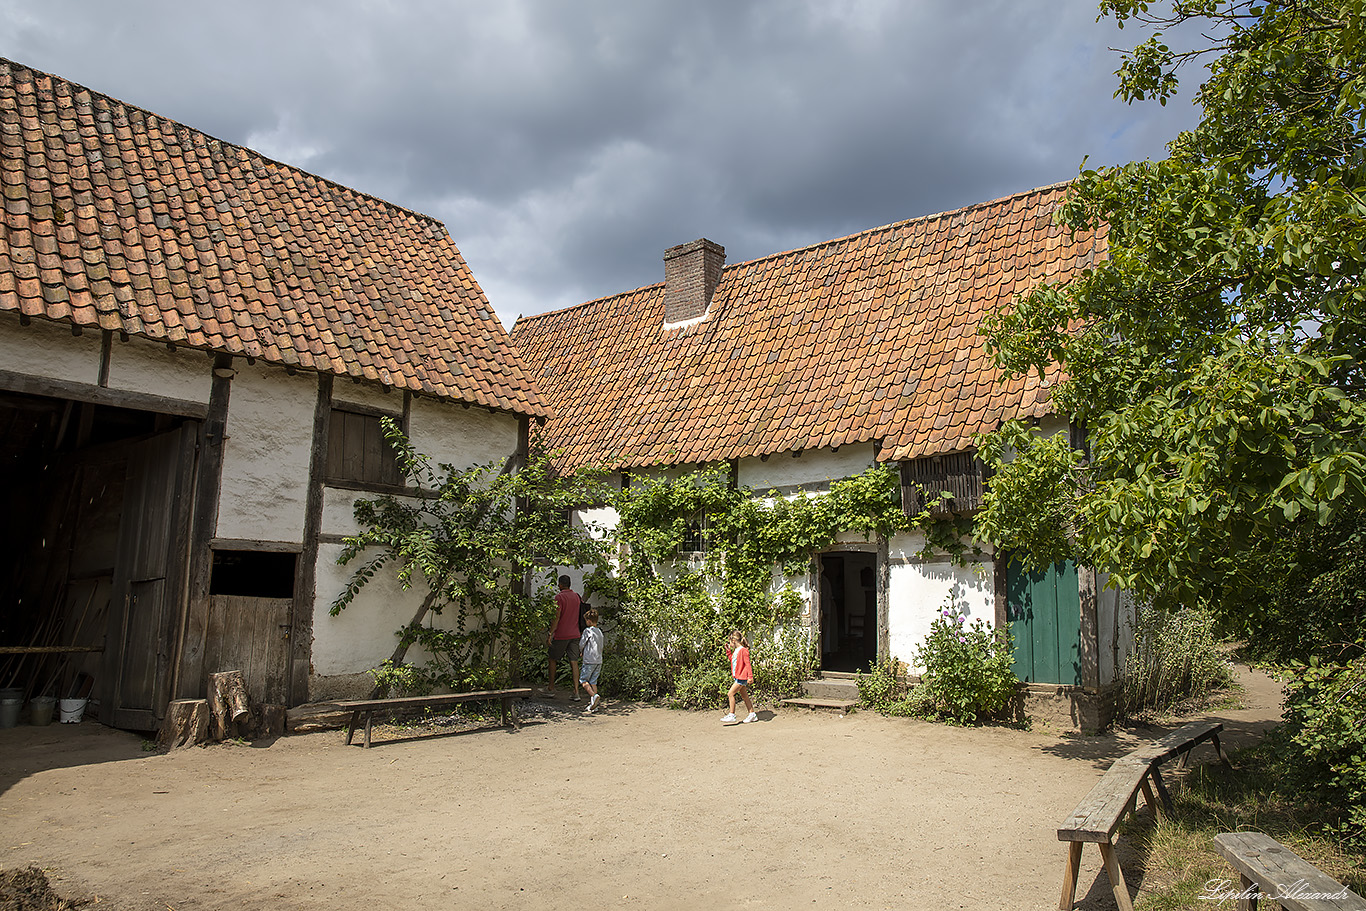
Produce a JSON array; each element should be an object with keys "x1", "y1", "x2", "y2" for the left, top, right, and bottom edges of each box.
[
  {"x1": 0, "y1": 389, "x2": 198, "y2": 731},
  {"x1": 818, "y1": 551, "x2": 878, "y2": 673}
]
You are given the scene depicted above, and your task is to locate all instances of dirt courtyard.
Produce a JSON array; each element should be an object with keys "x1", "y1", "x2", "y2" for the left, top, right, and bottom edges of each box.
[{"x1": 1, "y1": 667, "x2": 1281, "y2": 911}]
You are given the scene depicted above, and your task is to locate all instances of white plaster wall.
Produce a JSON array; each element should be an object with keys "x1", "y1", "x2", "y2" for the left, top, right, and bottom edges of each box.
[
  {"x1": 1037, "y1": 415, "x2": 1070, "y2": 440},
  {"x1": 0, "y1": 313, "x2": 102, "y2": 384},
  {"x1": 886, "y1": 531, "x2": 995, "y2": 672},
  {"x1": 105, "y1": 335, "x2": 213, "y2": 403},
  {"x1": 216, "y1": 362, "x2": 314, "y2": 542},
  {"x1": 311, "y1": 399, "x2": 526, "y2": 679},
  {"x1": 321, "y1": 486, "x2": 373, "y2": 538},
  {"x1": 332, "y1": 378, "x2": 404, "y2": 413},
  {"x1": 312, "y1": 541, "x2": 433, "y2": 675},
  {"x1": 738, "y1": 443, "x2": 877, "y2": 489},
  {"x1": 409, "y1": 397, "x2": 519, "y2": 473}
]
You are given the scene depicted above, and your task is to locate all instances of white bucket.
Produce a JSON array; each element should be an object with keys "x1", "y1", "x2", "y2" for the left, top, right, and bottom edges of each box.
[{"x1": 58, "y1": 697, "x2": 87, "y2": 723}]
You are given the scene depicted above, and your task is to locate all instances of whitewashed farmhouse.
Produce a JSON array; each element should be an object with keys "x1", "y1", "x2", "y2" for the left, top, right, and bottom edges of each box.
[{"x1": 513, "y1": 192, "x2": 1135, "y2": 730}]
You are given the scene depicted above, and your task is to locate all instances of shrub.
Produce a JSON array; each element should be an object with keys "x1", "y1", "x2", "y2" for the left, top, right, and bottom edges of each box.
[
  {"x1": 601, "y1": 653, "x2": 669, "y2": 701},
  {"x1": 670, "y1": 660, "x2": 731, "y2": 709},
  {"x1": 911, "y1": 602, "x2": 1017, "y2": 725},
  {"x1": 368, "y1": 660, "x2": 434, "y2": 696},
  {"x1": 1120, "y1": 604, "x2": 1232, "y2": 719},
  {"x1": 751, "y1": 626, "x2": 816, "y2": 702},
  {"x1": 856, "y1": 657, "x2": 908, "y2": 712},
  {"x1": 1277, "y1": 650, "x2": 1366, "y2": 850}
]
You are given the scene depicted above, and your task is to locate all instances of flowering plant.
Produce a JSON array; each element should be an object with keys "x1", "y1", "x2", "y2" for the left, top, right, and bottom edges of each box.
[{"x1": 912, "y1": 600, "x2": 1017, "y2": 725}]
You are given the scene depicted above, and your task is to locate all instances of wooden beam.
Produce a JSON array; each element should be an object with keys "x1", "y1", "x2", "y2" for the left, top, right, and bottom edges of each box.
[
  {"x1": 877, "y1": 534, "x2": 890, "y2": 663},
  {"x1": 0, "y1": 367, "x2": 208, "y2": 418},
  {"x1": 291, "y1": 373, "x2": 333, "y2": 707},
  {"x1": 1079, "y1": 564, "x2": 1101, "y2": 691},
  {"x1": 174, "y1": 354, "x2": 232, "y2": 700},
  {"x1": 209, "y1": 538, "x2": 304, "y2": 554}
]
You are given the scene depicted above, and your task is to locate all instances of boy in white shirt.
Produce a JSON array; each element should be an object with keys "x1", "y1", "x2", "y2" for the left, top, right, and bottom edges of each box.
[{"x1": 578, "y1": 608, "x2": 604, "y2": 713}]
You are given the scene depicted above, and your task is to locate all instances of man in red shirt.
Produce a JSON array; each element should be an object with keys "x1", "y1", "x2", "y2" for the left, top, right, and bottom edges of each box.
[{"x1": 545, "y1": 575, "x2": 582, "y2": 699}]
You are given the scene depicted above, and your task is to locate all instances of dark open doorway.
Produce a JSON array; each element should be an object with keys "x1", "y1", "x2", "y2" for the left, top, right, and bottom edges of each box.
[
  {"x1": 818, "y1": 551, "x2": 878, "y2": 673},
  {"x1": 0, "y1": 390, "x2": 198, "y2": 731}
]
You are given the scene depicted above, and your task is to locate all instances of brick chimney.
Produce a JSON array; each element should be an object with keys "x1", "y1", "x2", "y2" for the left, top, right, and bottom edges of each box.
[{"x1": 663, "y1": 238, "x2": 725, "y2": 324}]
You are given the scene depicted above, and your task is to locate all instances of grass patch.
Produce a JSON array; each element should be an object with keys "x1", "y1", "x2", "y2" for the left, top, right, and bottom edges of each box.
[{"x1": 1125, "y1": 745, "x2": 1366, "y2": 910}]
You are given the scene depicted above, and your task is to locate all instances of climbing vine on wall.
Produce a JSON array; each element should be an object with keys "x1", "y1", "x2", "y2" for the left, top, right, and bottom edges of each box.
[{"x1": 589, "y1": 461, "x2": 971, "y2": 703}]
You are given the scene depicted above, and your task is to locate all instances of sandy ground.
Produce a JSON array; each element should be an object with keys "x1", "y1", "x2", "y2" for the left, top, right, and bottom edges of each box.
[{"x1": 0, "y1": 665, "x2": 1282, "y2": 911}]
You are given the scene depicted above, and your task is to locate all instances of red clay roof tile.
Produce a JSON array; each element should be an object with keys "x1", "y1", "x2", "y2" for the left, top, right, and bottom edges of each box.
[
  {"x1": 513, "y1": 184, "x2": 1100, "y2": 469},
  {"x1": 0, "y1": 58, "x2": 547, "y2": 417}
]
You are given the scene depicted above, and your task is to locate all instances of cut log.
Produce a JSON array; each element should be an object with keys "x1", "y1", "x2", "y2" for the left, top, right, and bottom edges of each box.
[
  {"x1": 158, "y1": 699, "x2": 210, "y2": 750},
  {"x1": 243, "y1": 703, "x2": 286, "y2": 740},
  {"x1": 208, "y1": 670, "x2": 250, "y2": 741}
]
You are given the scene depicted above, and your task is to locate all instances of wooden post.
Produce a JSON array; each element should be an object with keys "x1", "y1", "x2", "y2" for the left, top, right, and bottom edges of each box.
[
  {"x1": 291, "y1": 373, "x2": 332, "y2": 708},
  {"x1": 176, "y1": 355, "x2": 234, "y2": 700},
  {"x1": 1079, "y1": 564, "x2": 1100, "y2": 691}
]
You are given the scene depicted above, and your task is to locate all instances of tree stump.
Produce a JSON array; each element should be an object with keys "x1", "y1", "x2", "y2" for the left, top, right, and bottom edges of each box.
[
  {"x1": 208, "y1": 670, "x2": 250, "y2": 741},
  {"x1": 158, "y1": 699, "x2": 210, "y2": 750},
  {"x1": 243, "y1": 703, "x2": 286, "y2": 740}
]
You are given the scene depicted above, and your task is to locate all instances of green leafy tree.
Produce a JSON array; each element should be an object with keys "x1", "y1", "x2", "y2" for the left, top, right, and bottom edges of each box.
[
  {"x1": 330, "y1": 421, "x2": 610, "y2": 692},
  {"x1": 978, "y1": 0, "x2": 1366, "y2": 612}
]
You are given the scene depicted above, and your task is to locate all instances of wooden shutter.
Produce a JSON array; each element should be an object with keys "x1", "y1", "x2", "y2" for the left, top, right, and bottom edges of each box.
[{"x1": 900, "y1": 451, "x2": 985, "y2": 517}]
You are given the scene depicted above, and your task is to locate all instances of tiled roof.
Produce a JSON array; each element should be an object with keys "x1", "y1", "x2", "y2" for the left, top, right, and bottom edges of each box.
[
  {"x1": 513, "y1": 184, "x2": 1104, "y2": 468},
  {"x1": 0, "y1": 59, "x2": 548, "y2": 417}
]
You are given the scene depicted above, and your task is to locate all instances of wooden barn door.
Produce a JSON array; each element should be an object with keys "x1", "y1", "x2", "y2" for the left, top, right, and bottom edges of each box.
[
  {"x1": 1006, "y1": 558, "x2": 1082, "y2": 686},
  {"x1": 102, "y1": 423, "x2": 199, "y2": 730},
  {"x1": 203, "y1": 595, "x2": 292, "y2": 704}
]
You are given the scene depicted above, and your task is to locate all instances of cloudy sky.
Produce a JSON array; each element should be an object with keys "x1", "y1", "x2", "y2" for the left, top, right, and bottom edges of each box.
[{"x1": 1, "y1": 1, "x2": 1200, "y2": 327}]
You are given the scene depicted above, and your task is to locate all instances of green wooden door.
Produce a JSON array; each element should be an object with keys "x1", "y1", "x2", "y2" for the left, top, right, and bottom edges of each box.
[{"x1": 1006, "y1": 559, "x2": 1082, "y2": 685}]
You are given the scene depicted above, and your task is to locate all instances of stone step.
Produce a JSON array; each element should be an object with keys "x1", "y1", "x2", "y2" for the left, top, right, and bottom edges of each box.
[
  {"x1": 802, "y1": 676, "x2": 861, "y2": 700},
  {"x1": 780, "y1": 697, "x2": 858, "y2": 713}
]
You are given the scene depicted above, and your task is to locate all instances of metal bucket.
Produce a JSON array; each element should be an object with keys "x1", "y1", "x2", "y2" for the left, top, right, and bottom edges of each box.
[{"x1": 28, "y1": 696, "x2": 56, "y2": 726}]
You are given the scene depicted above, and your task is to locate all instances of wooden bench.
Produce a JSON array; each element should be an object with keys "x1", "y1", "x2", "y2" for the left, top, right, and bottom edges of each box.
[
  {"x1": 1128, "y1": 720, "x2": 1232, "y2": 814},
  {"x1": 1059, "y1": 721, "x2": 1233, "y2": 911},
  {"x1": 1214, "y1": 832, "x2": 1365, "y2": 911},
  {"x1": 331, "y1": 688, "x2": 531, "y2": 748}
]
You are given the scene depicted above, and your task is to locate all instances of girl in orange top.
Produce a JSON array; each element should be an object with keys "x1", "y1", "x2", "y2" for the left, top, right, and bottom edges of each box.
[{"x1": 722, "y1": 631, "x2": 758, "y2": 724}]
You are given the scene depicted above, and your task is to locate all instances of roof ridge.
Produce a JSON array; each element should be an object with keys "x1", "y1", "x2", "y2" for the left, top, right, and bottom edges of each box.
[
  {"x1": 726, "y1": 181, "x2": 1073, "y2": 271},
  {"x1": 0, "y1": 56, "x2": 448, "y2": 230},
  {"x1": 514, "y1": 181, "x2": 1074, "y2": 329}
]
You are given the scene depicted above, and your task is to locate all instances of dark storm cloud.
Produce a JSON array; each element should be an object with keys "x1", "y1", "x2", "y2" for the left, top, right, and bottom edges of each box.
[{"x1": 0, "y1": 1, "x2": 1199, "y2": 324}]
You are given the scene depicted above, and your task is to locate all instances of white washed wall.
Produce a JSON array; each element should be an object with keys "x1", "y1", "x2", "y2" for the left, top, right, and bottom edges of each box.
[
  {"x1": 106, "y1": 336, "x2": 213, "y2": 403},
  {"x1": 886, "y1": 531, "x2": 996, "y2": 672},
  {"x1": 410, "y1": 397, "x2": 519, "y2": 473},
  {"x1": 310, "y1": 398, "x2": 522, "y2": 681},
  {"x1": 331, "y1": 378, "x2": 404, "y2": 413},
  {"x1": 0, "y1": 313, "x2": 103, "y2": 384},
  {"x1": 216, "y1": 362, "x2": 314, "y2": 542},
  {"x1": 737, "y1": 443, "x2": 876, "y2": 489},
  {"x1": 313, "y1": 541, "x2": 427, "y2": 676}
]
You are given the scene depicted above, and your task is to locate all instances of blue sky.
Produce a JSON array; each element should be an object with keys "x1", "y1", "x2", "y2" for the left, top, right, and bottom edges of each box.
[{"x1": 0, "y1": 1, "x2": 1200, "y2": 326}]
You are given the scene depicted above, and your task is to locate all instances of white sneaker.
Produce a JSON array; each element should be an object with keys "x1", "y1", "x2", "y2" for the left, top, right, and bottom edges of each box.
[
  {"x1": 589, "y1": 694, "x2": 600, "y2": 710},
  {"x1": 742, "y1": 712, "x2": 759, "y2": 723},
  {"x1": 721, "y1": 713, "x2": 737, "y2": 724}
]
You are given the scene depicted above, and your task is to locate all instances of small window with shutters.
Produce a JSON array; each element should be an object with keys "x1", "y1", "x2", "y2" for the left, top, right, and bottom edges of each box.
[
  {"x1": 900, "y1": 450, "x2": 986, "y2": 517},
  {"x1": 326, "y1": 408, "x2": 404, "y2": 488}
]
